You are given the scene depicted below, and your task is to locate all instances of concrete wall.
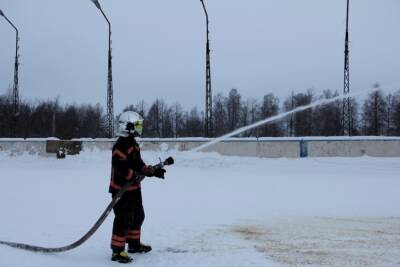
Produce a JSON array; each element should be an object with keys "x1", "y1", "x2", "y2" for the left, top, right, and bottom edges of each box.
[
  {"x1": 200, "y1": 141, "x2": 300, "y2": 158},
  {"x1": 1, "y1": 137, "x2": 400, "y2": 158},
  {"x1": 130, "y1": 140, "x2": 300, "y2": 158},
  {"x1": 307, "y1": 140, "x2": 400, "y2": 157},
  {"x1": 0, "y1": 139, "x2": 48, "y2": 156}
]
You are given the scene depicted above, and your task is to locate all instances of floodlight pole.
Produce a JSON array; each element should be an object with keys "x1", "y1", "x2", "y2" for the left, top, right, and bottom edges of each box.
[
  {"x1": 0, "y1": 9, "x2": 20, "y2": 137},
  {"x1": 342, "y1": 0, "x2": 351, "y2": 136},
  {"x1": 91, "y1": 1, "x2": 114, "y2": 138},
  {"x1": 200, "y1": 0, "x2": 213, "y2": 137}
]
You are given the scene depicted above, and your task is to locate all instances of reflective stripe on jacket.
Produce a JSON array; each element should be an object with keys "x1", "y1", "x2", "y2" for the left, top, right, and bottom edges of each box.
[{"x1": 109, "y1": 136, "x2": 146, "y2": 195}]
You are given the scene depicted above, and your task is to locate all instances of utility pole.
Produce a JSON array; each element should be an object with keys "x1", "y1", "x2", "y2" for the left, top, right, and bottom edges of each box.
[
  {"x1": 0, "y1": 9, "x2": 20, "y2": 137},
  {"x1": 290, "y1": 92, "x2": 295, "y2": 137},
  {"x1": 342, "y1": 0, "x2": 351, "y2": 135},
  {"x1": 90, "y1": 0, "x2": 114, "y2": 138},
  {"x1": 200, "y1": 0, "x2": 213, "y2": 137}
]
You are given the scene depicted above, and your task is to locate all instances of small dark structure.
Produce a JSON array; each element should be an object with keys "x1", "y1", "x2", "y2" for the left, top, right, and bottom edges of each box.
[
  {"x1": 56, "y1": 147, "x2": 66, "y2": 159},
  {"x1": 47, "y1": 140, "x2": 82, "y2": 155}
]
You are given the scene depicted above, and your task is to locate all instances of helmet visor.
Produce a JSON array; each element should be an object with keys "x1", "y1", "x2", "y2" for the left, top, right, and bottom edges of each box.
[{"x1": 135, "y1": 121, "x2": 143, "y2": 136}]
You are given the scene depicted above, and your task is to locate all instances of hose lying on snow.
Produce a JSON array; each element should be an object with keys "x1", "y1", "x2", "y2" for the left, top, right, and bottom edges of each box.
[{"x1": 0, "y1": 157, "x2": 174, "y2": 253}]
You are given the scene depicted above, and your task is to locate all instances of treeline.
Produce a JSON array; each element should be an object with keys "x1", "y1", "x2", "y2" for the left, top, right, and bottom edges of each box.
[
  {"x1": 1, "y1": 86, "x2": 400, "y2": 139},
  {"x1": 0, "y1": 97, "x2": 106, "y2": 139}
]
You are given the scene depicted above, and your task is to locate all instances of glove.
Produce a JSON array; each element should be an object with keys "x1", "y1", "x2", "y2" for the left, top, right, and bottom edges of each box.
[
  {"x1": 153, "y1": 168, "x2": 166, "y2": 179},
  {"x1": 141, "y1": 165, "x2": 155, "y2": 177}
]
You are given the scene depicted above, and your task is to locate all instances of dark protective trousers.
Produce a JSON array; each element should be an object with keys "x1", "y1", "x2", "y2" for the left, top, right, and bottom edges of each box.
[{"x1": 111, "y1": 188, "x2": 145, "y2": 253}]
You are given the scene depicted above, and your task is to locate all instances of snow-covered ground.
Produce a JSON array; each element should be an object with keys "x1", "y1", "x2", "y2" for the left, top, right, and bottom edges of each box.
[{"x1": 0, "y1": 150, "x2": 399, "y2": 267}]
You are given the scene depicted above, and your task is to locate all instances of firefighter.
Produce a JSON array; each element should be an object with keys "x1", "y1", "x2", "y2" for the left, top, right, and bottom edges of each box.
[{"x1": 109, "y1": 111, "x2": 166, "y2": 263}]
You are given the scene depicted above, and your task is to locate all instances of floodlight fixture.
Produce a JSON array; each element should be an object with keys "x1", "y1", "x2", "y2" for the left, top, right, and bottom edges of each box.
[{"x1": 90, "y1": 0, "x2": 101, "y2": 10}]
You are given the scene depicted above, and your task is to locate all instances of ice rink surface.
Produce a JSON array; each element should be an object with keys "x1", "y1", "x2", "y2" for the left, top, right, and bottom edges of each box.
[{"x1": 0, "y1": 150, "x2": 399, "y2": 267}]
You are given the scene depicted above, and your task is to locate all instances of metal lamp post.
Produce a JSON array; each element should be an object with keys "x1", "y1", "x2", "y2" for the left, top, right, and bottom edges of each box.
[
  {"x1": 0, "y1": 9, "x2": 20, "y2": 137},
  {"x1": 200, "y1": 0, "x2": 213, "y2": 137},
  {"x1": 90, "y1": 0, "x2": 114, "y2": 138}
]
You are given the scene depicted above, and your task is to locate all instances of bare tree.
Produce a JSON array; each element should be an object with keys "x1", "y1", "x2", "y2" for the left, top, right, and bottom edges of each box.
[
  {"x1": 391, "y1": 90, "x2": 400, "y2": 135},
  {"x1": 312, "y1": 89, "x2": 342, "y2": 136},
  {"x1": 145, "y1": 99, "x2": 163, "y2": 137},
  {"x1": 385, "y1": 93, "x2": 395, "y2": 136},
  {"x1": 293, "y1": 90, "x2": 314, "y2": 136},
  {"x1": 226, "y1": 88, "x2": 242, "y2": 132},
  {"x1": 213, "y1": 93, "x2": 228, "y2": 136},
  {"x1": 361, "y1": 89, "x2": 388, "y2": 136},
  {"x1": 162, "y1": 106, "x2": 174, "y2": 138},
  {"x1": 183, "y1": 107, "x2": 203, "y2": 137},
  {"x1": 260, "y1": 93, "x2": 281, "y2": 137},
  {"x1": 283, "y1": 92, "x2": 295, "y2": 137},
  {"x1": 171, "y1": 102, "x2": 184, "y2": 138}
]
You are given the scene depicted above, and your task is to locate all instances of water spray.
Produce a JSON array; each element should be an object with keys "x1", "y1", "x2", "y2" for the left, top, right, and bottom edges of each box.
[{"x1": 192, "y1": 91, "x2": 366, "y2": 152}]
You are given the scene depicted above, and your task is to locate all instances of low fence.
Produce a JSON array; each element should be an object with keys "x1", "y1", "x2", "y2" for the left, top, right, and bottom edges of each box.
[{"x1": 0, "y1": 137, "x2": 399, "y2": 158}]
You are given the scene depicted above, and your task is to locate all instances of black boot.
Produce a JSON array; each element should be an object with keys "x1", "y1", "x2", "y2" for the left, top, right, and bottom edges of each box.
[
  {"x1": 128, "y1": 243, "x2": 152, "y2": 253},
  {"x1": 111, "y1": 251, "x2": 133, "y2": 263}
]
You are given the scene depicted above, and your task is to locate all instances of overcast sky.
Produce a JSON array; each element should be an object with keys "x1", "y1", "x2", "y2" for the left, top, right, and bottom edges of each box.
[{"x1": 1, "y1": 0, "x2": 399, "y2": 114}]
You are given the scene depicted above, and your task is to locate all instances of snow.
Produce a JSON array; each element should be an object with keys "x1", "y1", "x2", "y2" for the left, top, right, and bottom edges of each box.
[{"x1": 0, "y1": 150, "x2": 399, "y2": 267}]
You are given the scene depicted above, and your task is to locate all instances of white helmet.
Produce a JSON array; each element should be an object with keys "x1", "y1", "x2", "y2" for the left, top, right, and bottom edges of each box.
[{"x1": 116, "y1": 111, "x2": 144, "y2": 137}]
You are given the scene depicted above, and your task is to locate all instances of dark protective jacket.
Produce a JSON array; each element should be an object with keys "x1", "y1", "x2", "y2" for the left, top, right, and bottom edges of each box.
[{"x1": 109, "y1": 135, "x2": 151, "y2": 195}]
